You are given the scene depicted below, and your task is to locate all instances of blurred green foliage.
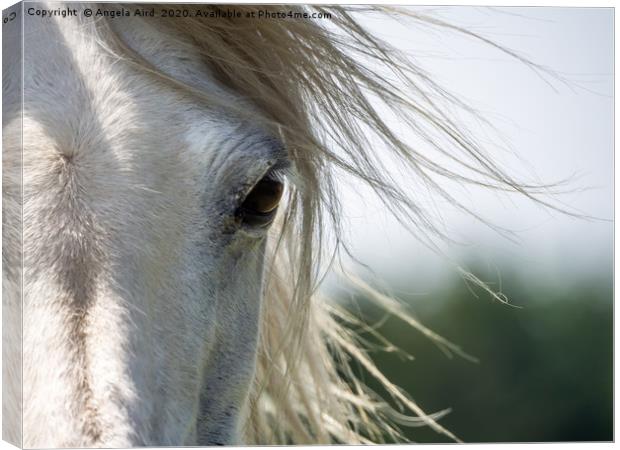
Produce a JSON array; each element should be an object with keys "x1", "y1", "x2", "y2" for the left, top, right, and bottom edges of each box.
[{"x1": 343, "y1": 266, "x2": 613, "y2": 443}]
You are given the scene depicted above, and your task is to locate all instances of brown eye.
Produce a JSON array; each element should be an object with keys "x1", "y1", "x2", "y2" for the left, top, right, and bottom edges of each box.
[{"x1": 236, "y1": 176, "x2": 283, "y2": 227}]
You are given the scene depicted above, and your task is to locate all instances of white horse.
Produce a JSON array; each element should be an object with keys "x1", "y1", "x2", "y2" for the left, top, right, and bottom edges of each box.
[{"x1": 3, "y1": 3, "x2": 559, "y2": 447}]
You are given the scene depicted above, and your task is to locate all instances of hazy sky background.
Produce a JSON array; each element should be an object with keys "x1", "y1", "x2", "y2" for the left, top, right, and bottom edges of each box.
[{"x1": 335, "y1": 7, "x2": 613, "y2": 291}]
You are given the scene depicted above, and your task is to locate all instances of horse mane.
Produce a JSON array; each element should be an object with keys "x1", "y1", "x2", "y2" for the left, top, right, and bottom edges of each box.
[{"x1": 94, "y1": 4, "x2": 565, "y2": 443}]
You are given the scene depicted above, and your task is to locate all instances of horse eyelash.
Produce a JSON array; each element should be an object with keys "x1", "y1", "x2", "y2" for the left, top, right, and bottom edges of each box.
[{"x1": 264, "y1": 163, "x2": 291, "y2": 183}]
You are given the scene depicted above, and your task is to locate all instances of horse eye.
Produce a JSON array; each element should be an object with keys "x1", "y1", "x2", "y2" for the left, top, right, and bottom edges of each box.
[{"x1": 236, "y1": 176, "x2": 283, "y2": 227}]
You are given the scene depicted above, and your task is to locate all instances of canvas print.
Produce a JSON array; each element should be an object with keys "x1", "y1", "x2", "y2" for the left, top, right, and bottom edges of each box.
[{"x1": 2, "y1": 2, "x2": 613, "y2": 447}]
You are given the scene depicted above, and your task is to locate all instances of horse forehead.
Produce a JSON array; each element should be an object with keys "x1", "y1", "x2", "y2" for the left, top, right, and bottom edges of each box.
[
  {"x1": 22, "y1": 13, "x2": 230, "y2": 155},
  {"x1": 20, "y1": 13, "x2": 284, "y2": 214},
  {"x1": 23, "y1": 17, "x2": 165, "y2": 147}
]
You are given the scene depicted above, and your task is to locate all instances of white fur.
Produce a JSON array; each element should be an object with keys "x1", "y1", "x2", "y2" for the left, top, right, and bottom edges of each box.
[{"x1": 4, "y1": 10, "x2": 284, "y2": 447}]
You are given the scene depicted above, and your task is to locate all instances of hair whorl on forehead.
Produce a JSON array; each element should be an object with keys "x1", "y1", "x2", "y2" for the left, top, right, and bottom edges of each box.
[{"x1": 101, "y1": 4, "x2": 565, "y2": 444}]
